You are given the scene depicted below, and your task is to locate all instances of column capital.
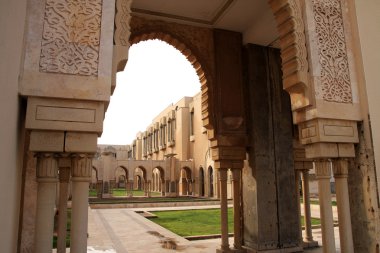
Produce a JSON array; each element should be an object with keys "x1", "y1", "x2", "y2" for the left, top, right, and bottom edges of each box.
[
  {"x1": 218, "y1": 168, "x2": 228, "y2": 181},
  {"x1": 314, "y1": 160, "x2": 331, "y2": 179},
  {"x1": 35, "y1": 153, "x2": 59, "y2": 182},
  {"x1": 71, "y1": 153, "x2": 93, "y2": 182},
  {"x1": 332, "y1": 159, "x2": 349, "y2": 178}
]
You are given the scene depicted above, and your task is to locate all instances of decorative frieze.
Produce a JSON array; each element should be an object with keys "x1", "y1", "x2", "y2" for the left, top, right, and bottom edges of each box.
[
  {"x1": 39, "y1": 0, "x2": 103, "y2": 76},
  {"x1": 312, "y1": 0, "x2": 353, "y2": 103}
]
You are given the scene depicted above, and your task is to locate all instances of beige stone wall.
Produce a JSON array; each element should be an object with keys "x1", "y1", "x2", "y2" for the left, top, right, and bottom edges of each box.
[{"x1": 0, "y1": 0, "x2": 27, "y2": 252}]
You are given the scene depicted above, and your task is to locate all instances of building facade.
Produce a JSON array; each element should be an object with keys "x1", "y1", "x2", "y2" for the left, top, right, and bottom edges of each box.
[
  {"x1": 1, "y1": 1, "x2": 380, "y2": 253},
  {"x1": 93, "y1": 93, "x2": 234, "y2": 198}
]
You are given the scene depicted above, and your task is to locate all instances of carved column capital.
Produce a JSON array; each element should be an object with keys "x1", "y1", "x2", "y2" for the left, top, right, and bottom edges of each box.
[
  {"x1": 218, "y1": 168, "x2": 228, "y2": 181},
  {"x1": 332, "y1": 159, "x2": 349, "y2": 178},
  {"x1": 314, "y1": 160, "x2": 332, "y2": 179},
  {"x1": 71, "y1": 153, "x2": 94, "y2": 182},
  {"x1": 35, "y1": 153, "x2": 58, "y2": 182}
]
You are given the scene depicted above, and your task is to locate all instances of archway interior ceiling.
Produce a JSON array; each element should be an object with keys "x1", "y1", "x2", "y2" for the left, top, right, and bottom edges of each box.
[{"x1": 131, "y1": 0, "x2": 279, "y2": 46}]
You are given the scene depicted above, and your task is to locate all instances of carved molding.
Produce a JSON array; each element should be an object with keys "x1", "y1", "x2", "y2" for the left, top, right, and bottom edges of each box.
[
  {"x1": 114, "y1": 0, "x2": 132, "y2": 47},
  {"x1": 39, "y1": 0, "x2": 103, "y2": 76},
  {"x1": 268, "y1": 0, "x2": 310, "y2": 110},
  {"x1": 36, "y1": 153, "x2": 58, "y2": 181},
  {"x1": 312, "y1": 0, "x2": 353, "y2": 103}
]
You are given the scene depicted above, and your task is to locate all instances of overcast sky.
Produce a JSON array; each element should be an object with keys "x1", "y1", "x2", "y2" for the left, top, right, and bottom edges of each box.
[{"x1": 98, "y1": 40, "x2": 201, "y2": 145}]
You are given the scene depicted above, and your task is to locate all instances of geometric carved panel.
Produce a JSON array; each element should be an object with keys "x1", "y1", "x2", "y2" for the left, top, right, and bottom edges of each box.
[
  {"x1": 39, "y1": 0, "x2": 102, "y2": 76},
  {"x1": 313, "y1": 0, "x2": 353, "y2": 103}
]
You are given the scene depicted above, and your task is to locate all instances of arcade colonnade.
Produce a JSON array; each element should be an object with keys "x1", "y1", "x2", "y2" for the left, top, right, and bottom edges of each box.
[{"x1": 14, "y1": 0, "x2": 378, "y2": 252}]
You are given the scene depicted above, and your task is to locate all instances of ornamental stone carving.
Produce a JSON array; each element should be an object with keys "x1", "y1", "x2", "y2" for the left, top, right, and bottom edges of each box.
[
  {"x1": 312, "y1": 0, "x2": 353, "y2": 103},
  {"x1": 39, "y1": 0, "x2": 103, "y2": 76},
  {"x1": 268, "y1": 0, "x2": 309, "y2": 109},
  {"x1": 114, "y1": 0, "x2": 132, "y2": 47}
]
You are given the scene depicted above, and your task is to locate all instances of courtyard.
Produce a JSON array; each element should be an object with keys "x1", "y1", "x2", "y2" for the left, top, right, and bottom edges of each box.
[{"x1": 82, "y1": 204, "x2": 340, "y2": 253}]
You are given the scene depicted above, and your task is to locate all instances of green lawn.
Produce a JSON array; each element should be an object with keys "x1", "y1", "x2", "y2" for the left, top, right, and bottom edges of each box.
[
  {"x1": 53, "y1": 209, "x2": 71, "y2": 248},
  {"x1": 300, "y1": 216, "x2": 321, "y2": 226},
  {"x1": 150, "y1": 208, "x2": 233, "y2": 236},
  {"x1": 89, "y1": 189, "x2": 97, "y2": 197},
  {"x1": 149, "y1": 209, "x2": 321, "y2": 237},
  {"x1": 300, "y1": 197, "x2": 337, "y2": 206},
  {"x1": 89, "y1": 188, "x2": 162, "y2": 197},
  {"x1": 112, "y1": 189, "x2": 161, "y2": 197}
]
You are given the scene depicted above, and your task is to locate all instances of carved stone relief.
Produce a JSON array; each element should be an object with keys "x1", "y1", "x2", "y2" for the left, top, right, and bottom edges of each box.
[
  {"x1": 312, "y1": 0, "x2": 353, "y2": 103},
  {"x1": 39, "y1": 0, "x2": 103, "y2": 76},
  {"x1": 114, "y1": 0, "x2": 132, "y2": 46}
]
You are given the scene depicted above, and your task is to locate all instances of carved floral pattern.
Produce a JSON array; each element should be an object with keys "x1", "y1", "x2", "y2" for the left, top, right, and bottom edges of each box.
[
  {"x1": 313, "y1": 0, "x2": 353, "y2": 103},
  {"x1": 39, "y1": 0, "x2": 102, "y2": 76}
]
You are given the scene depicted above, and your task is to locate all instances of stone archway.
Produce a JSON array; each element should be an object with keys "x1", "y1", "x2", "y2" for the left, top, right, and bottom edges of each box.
[{"x1": 129, "y1": 17, "x2": 215, "y2": 129}]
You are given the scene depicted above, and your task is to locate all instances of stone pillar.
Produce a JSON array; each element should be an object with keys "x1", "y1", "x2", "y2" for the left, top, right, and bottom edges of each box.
[
  {"x1": 57, "y1": 160, "x2": 71, "y2": 253},
  {"x1": 315, "y1": 160, "x2": 336, "y2": 253},
  {"x1": 294, "y1": 169, "x2": 303, "y2": 243},
  {"x1": 231, "y1": 169, "x2": 243, "y2": 251},
  {"x1": 301, "y1": 169, "x2": 317, "y2": 245},
  {"x1": 333, "y1": 159, "x2": 354, "y2": 253},
  {"x1": 34, "y1": 153, "x2": 58, "y2": 253},
  {"x1": 217, "y1": 168, "x2": 230, "y2": 252},
  {"x1": 70, "y1": 154, "x2": 92, "y2": 253}
]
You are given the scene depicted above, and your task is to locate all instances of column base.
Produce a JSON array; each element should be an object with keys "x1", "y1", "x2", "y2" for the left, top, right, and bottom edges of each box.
[
  {"x1": 302, "y1": 240, "x2": 318, "y2": 248},
  {"x1": 244, "y1": 246, "x2": 303, "y2": 253}
]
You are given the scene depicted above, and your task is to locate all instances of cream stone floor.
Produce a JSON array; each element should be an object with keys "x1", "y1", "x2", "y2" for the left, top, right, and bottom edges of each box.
[{"x1": 84, "y1": 205, "x2": 341, "y2": 253}]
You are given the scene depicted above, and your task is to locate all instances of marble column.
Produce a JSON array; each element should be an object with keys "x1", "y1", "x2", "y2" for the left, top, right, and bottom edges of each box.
[
  {"x1": 57, "y1": 163, "x2": 71, "y2": 253},
  {"x1": 315, "y1": 160, "x2": 336, "y2": 253},
  {"x1": 333, "y1": 159, "x2": 354, "y2": 253},
  {"x1": 231, "y1": 169, "x2": 243, "y2": 251},
  {"x1": 302, "y1": 169, "x2": 316, "y2": 244},
  {"x1": 70, "y1": 154, "x2": 92, "y2": 253},
  {"x1": 34, "y1": 153, "x2": 58, "y2": 253},
  {"x1": 217, "y1": 168, "x2": 230, "y2": 252}
]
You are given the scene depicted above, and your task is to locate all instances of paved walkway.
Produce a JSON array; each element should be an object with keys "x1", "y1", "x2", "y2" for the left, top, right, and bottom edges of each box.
[{"x1": 85, "y1": 204, "x2": 341, "y2": 253}]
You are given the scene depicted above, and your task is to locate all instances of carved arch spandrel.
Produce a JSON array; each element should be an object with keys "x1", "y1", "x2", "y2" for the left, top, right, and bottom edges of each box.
[
  {"x1": 129, "y1": 16, "x2": 215, "y2": 130},
  {"x1": 268, "y1": 0, "x2": 311, "y2": 111}
]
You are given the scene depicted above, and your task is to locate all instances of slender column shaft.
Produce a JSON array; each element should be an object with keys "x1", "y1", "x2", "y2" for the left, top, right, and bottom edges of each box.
[
  {"x1": 333, "y1": 159, "x2": 354, "y2": 253},
  {"x1": 34, "y1": 153, "x2": 58, "y2": 253},
  {"x1": 232, "y1": 169, "x2": 242, "y2": 250},
  {"x1": 315, "y1": 160, "x2": 336, "y2": 253},
  {"x1": 294, "y1": 169, "x2": 303, "y2": 242},
  {"x1": 70, "y1": 154, "x2": 92, "y2": 253},
  {"x1": 302, "y1": 169, "x2": 314, "y2": 242},
  {"x1": 57, "y1": 166, "x2": 71, "y2": 253},
  {"x1": 218, "y1": 168, "x2": 230, "y2": 251}
]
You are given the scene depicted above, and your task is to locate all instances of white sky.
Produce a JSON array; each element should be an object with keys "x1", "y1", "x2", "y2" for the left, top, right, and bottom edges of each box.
[{"x1": 98, "y1": 40, "x2": 201, "y2": 145}]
